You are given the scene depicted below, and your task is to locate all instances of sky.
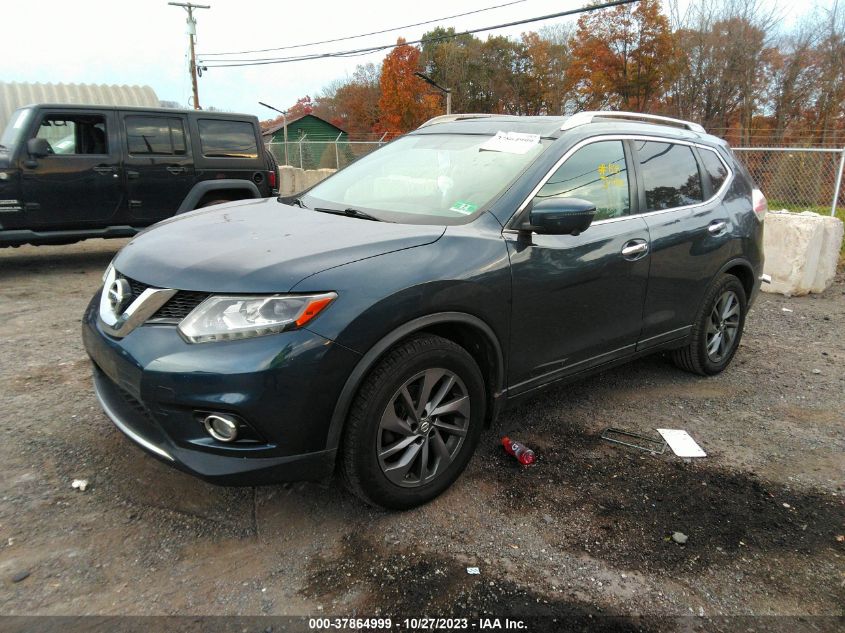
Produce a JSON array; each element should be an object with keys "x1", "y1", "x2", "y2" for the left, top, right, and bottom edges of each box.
[{"x1": 0, "y1": 0, "x2": 836, "y2": 121}]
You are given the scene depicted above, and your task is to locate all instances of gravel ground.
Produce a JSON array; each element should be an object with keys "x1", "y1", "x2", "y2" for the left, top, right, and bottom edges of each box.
[{"x1": 0, "y1": 240, "x2": 842, "y2": 630}]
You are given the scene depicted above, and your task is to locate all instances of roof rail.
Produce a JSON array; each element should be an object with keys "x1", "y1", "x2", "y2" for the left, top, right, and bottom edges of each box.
[
  {"x1": 561, "y1": 111, "x2": 706, "y2": 134},
  {"x1": 418, "y1": 113, "x2": 495, "y2": 128}
]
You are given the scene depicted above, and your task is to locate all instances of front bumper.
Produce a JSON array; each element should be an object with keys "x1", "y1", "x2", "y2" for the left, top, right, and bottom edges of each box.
[{"x1": 82, "y1": 295, "x2": 360, "y2": 485}]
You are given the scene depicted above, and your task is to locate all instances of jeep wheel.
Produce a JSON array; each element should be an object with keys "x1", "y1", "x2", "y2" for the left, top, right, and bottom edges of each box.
[
  {"x1": 672, "y1": 274, "x2": 747, "y2": 375},
  {"x1": 340, "y1": 334, "x2": 486, "y2": 510}
]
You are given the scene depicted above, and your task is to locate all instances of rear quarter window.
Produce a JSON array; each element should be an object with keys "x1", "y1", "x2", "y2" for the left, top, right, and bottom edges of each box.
[
  {"x1": 197, "y1": 119, "x2": 258, "y2": 159},
  {"x1": 635, "y1": 141, "x2": 703, "y2": 211},
  {"x1": 699, "y1": 147, "x2": 730, "y2": 193}
]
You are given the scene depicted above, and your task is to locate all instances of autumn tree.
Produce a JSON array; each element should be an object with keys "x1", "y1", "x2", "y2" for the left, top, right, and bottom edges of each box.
[
  {"x1": 377, "y1": 39, "x2": 442, "y2": 135},
  {"x1": 567, "y1": 0, "x2": 676, "y2": 111},
  {"x1": 287, "y1": 95, "x2": 314, "y2": 118},
  {"x1": 316, "y1": 64, "x2": 381, "y2": 136}
]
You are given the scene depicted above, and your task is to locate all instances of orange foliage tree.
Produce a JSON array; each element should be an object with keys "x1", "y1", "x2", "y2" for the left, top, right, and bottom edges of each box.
[
  {"x1": 567, "y1": 0, "x2": 676, "y2": 112},
  {"x1": 377, "y1": 39, "x2": 442, "y2": 136}
]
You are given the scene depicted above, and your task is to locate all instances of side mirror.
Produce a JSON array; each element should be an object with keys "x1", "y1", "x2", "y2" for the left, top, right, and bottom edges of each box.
[
  {"x1": 27, "y1": 137, "x2": 51, "y2": 158},
  {"x1": 528, "y1": 197, "x2": 596, "y2": 236}
]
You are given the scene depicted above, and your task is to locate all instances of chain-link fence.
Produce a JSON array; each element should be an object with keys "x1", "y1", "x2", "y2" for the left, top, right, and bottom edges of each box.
[
  {"x1": 265, "y1": 140, "x2": 845, "y2": 217},
  {"x1": 732, "y1": 147, "x2": 845, "y2": 217},
  {"x1": 266, "y1": 137, "x2": 386, "y2": 171}
]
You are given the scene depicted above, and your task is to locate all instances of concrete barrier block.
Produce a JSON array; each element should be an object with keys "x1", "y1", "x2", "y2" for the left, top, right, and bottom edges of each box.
[
  {"x1": 278, "y1": 166, "x2": 298, "y2": 196},
  {"x1": 762, "y1": 210, "x2": 843, "y2": 296},
  {"x1": 278, "y1": 166, "x2": 336, "y2": 195}
]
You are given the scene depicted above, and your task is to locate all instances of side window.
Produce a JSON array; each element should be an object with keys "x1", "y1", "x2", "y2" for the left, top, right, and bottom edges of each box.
[
  {"x1": 534, "y1": 140, "x2": 630, "y2": 221},
  {"x1": 125, "y1": 117, "x2": 186, "y2": 156},
  {"x1": 636, "y1": 141, "x2": 703, "y2": 210},
  {"x1": 699, "y1": 147, "x2": 729, "y2": 193},
  {"x1": 35, "y1": 114, "x2": 107, "y2": 155},
  {"x1": 197, "y1": 119, "x2": 258, "y2": 158}
]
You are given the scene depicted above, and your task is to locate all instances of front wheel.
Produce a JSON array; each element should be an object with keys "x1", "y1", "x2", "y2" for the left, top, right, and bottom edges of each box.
[
  {"x1": 339, "y1": 334, "x2": 486, "y2": 510},
  {"x1": 672, "y1": 274, "x2": 747, "y2": 375}
]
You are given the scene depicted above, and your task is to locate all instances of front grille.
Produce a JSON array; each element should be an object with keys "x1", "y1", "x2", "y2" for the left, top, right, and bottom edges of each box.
[
  {"x1": 119, "y1": 274, "x2": 210, "y2": 322},
  {"x1": 153, "y1": 291, "x2": 210, "y2": 320},
  {"x1": 125, "y1": 276, "x2": 150, "y2": 302}
]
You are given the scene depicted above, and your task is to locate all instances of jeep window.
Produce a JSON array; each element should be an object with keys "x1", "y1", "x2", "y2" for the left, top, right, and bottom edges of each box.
[
  {"x1": 126, "y1": 116, "x2": 187, "y2": 155},
  {"x1": 34, "y1": 114, "x2": 108, "y2": 155},
  {"x1": 198, "y1": 119, "x2": 258, "y2": 158},
  {"x1": 0, "y1": 108, "x2": 30, "y2": 151},
  {"x1": 533, "y1": 140, "x2": 631, "y2": 221},
  {"x1": 698, "y1": 147, "x2": 729, "y2": 193},
  {"x1": 635, "y1": 141, "x2": 703, "y2": 210},
  {"x1": 302, "y1": 133, "x2": 549, "y2": 224}
]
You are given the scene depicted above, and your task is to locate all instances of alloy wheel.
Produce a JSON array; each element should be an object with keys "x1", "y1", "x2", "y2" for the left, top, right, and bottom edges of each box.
[
  {"x1": 377, "y1": 368, "x2": 470, "y2": 488},
  {"x1": 705, "y1": 290, "x2": 741, "y2": 362}
]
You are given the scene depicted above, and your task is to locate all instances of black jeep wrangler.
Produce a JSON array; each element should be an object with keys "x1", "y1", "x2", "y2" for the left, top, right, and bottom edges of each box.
[{"x1": 0, "y1": 104, "x2": 278, "y2": 247}]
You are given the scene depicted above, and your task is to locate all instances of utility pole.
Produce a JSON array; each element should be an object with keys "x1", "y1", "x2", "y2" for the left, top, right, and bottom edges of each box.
[{"x1": 169, "y1": 2, "x2": 210, "y2": 110}]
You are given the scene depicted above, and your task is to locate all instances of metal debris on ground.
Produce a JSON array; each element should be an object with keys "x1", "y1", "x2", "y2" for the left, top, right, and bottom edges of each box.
[
  {"x1": 657, "y1": 429, "x2": 707, "y2": 457},
  {"x1": 466, "y1": 567, "x2": 480, "y2": 575},
  {"x1": 600, "y1": 427, "x2": 667, "y2": 454}
]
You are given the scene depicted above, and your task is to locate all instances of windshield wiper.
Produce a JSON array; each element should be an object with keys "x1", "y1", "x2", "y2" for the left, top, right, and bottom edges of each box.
[
  {"x1": 313, "y1": 207, "x2": 388, "y2": 222},
  {"x1": 292, "y1": 197, "x2": 308, "y2": 208}
]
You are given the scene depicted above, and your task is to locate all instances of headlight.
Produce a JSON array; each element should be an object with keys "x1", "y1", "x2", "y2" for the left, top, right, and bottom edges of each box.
[{"x1": 178, "y1": 292, "x2": 337, "y2": 343}]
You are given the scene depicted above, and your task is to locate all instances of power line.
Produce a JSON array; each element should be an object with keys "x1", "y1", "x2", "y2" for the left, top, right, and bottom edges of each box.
[
  {"x1": 198, "y1": 0, "x2": 528, "y2": 57},
  {"x1": 200, "y1": 0, "x2": 639, "y2": 68}
]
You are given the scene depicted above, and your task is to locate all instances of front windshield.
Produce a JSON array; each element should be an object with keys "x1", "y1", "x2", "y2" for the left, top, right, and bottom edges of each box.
[
  {"x1": 302, "y1": 133, "x2": 549, "y2": 223},
  {"x1": 0, "y1": 108, "x2": 31, "y2": 150}
]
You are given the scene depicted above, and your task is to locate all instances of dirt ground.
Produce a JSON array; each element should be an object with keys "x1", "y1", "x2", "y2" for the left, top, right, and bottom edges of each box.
[{"x1": 0, "y1": 239, "x2": 842, "y2": 629}]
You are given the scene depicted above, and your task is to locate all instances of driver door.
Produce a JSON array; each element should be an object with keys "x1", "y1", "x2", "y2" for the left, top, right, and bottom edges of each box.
[
  {"x1": 19, "y1": 110, "x2": 122, "y2": 228},
  {"x1": 505, "y1": 139, "x2": 651, "y2": 394}
]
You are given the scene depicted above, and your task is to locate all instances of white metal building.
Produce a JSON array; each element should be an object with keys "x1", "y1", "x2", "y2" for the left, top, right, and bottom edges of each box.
[{"x1": 0, "y1": 82, "x2": 159, "y2": 132}]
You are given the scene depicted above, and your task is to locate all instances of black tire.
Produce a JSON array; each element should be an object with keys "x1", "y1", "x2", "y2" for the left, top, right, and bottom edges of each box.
[
  {"x1": 672, "y1": 274, "x2": 747, "y2": 376},
  {"x1": 339, "y1": 334, "x2": 486, "y2": 510}
]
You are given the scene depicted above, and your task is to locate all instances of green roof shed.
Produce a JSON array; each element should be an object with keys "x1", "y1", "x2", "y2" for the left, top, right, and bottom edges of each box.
[{"x1": 262, "y1": 114, "x2": 351, "y2": 169}]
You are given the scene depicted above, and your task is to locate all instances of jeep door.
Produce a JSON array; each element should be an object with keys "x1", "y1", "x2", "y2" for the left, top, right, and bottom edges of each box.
[
  {"x1": 122, "y1": 114, "x2": 195, "y2": 222},
  {"x1": 631, "y1": 139, "x2": 734, "y2": 350},
  {"x1": 18, "y1": 110, "x2": 121, "y2": 228},
  {"x1": 506, "y1": 139, "x2": 650, "y2": 394}
]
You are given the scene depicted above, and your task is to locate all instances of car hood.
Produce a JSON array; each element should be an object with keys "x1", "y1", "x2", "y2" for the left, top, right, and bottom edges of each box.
[{"x1": 114, "y1": 198, "x2": 446, "y2": 292}]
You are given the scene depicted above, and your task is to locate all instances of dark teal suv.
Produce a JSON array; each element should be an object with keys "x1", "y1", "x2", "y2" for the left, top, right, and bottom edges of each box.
[{"x1": 82, "y1": 111, "x2": 767, "y2": 509}]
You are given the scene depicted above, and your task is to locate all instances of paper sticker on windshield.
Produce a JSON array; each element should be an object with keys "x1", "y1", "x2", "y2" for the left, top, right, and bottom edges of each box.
[
  {"x1": 450, "y1": 201, "x2": 478, "y2": 215},
  {"x1": 479, "y1": 131, "x2": 540, "y2": 155}
]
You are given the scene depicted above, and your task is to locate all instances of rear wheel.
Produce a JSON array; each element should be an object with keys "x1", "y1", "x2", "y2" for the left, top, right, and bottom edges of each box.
[
  {"x1": 340, "y1": 334, "x2": 486, "y2": 510},
  {"x1": 672, "y1": 274, "x2": 747, "y2": 375}
]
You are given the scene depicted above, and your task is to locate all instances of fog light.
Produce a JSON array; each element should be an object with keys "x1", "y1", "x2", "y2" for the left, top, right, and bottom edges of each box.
[{"x1": 203, "y1": 413, "x2": 239, "y2": 442}]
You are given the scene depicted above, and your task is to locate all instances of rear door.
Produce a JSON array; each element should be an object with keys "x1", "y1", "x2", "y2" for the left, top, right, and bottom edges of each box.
[
  {"x1": 633, "y1": 139, "x2": 734, "y2": 349},
  {"x1": 122, "y1": 114, "x2": 195, "y2": 222},
  {"x1": 18, "y1": 109, "x2": 121, "y2": 228},
  {"x1": 506, "y1": 138, "x2": 651, "y2": 394}
]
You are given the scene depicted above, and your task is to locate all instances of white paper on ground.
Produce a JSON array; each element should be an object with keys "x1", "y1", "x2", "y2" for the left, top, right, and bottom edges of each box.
[
  {"x1": 656, "y1": 429, "x2": 707, "y2": 457},
  {"x1": 479, "y1": 131, "x2": 541, "y2": 154}
]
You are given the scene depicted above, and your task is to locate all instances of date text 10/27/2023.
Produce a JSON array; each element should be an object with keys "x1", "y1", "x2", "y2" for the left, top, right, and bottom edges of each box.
[{"x1": 308, "y1": 617, "x2": 528, "y2": 630}]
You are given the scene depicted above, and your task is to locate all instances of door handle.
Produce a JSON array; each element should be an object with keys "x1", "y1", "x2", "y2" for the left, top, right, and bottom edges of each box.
[
  {"x1": 93, "y1": 165, "x2": 116, "y2": 175},
  {"x1": 166, "y1": 166, "x2": 186, "y2": 175},
  {"x1": 126, "y1": 170, "x2": 139, "y2": 180},
  {"x1": 708, "y1": 220, "x2": 728, "y2": 235},
  {"x1": 621, "y1": 240, "x2": 649, "y2": 259}
]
